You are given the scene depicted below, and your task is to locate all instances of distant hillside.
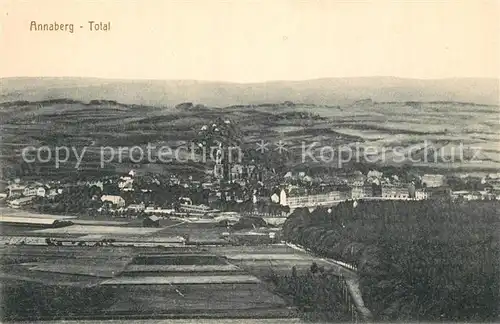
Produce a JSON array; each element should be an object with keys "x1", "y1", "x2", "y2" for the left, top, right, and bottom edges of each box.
[
  {"x1": 1, "y1": 77, "x2": 498, "y2": 106},
  {"x1": 1, "y1": 97, "x2": 499, "y2": 178}
]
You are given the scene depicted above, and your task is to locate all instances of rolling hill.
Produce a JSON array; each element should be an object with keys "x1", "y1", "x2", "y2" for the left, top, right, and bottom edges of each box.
[
  {"x1": 0, "y1": 77, "x2": 498, "y2": 180},
  {"x1": 1, "y1": 77, "x2": 498, "y2": 107}
]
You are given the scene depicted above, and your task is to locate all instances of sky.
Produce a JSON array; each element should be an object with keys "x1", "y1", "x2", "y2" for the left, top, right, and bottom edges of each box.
[{"x1": 1, "y1": 0, "x2": 499, "y2": 82}]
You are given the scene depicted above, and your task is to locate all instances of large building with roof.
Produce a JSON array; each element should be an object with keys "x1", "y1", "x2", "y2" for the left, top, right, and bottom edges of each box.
[{"x1": 279, "y1": 188, "x2": 350, "y2": 209}]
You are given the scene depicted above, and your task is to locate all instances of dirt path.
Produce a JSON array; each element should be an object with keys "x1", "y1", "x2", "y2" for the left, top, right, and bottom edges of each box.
[
  {"x1": 345, "y1": 277, "x2": 373, "y2": 320},
  {"x1": 285, "y1": 242, "x2": 373, "y2": 321}
]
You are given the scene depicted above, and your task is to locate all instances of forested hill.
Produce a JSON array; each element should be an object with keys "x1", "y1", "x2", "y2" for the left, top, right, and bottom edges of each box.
[{"x1": 282, "y1": 199, "x2": 500, "y2": 321}]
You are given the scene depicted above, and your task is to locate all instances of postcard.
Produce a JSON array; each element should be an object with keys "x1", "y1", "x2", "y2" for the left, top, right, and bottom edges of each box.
[{"x1": 0, "y1": 0, "x2": 499, "y2": 322}]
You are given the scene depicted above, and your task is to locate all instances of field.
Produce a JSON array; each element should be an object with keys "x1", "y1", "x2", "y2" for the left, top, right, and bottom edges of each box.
[
  {"x1": 0, "y1": 241, "x2": 356, "y2": 321},
  {"x1": 0, "y1": 206, "x2": 360, "y2": 321},
  {"x1": 0, "y1": 244, "x2": 296, "y2": 320},
  {"x1": 0, "y1": 207, "x2": 76, "y2": 220},
  {"x1": 0, "y1": 204, "x2": 363, "y2": 321},
  {"x1": 1, "y1": 95, "x2": 499, "y2": 181},
  {"x1": 31, "y1": 225, "x2": 165, "y2": 235}
]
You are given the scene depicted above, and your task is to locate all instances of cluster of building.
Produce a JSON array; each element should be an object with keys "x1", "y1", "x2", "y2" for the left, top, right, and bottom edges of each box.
[
  {"x1": 3, "y1": 117, "x2": 500, "y2": 220},
  {"x1": 5, "y1": 166, "x2": 499, "y2": 216},
  {"x1": 267, "y1": 171, "x2": 500, "y2": 209},
  {"x1": 3, "y1": 180, "x2": 64, "y2": 208}
]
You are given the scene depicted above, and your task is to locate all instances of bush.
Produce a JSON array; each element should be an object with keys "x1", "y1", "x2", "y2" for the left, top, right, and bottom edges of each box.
[{"x1": 231, "y1": 216, "x2": 268, "y2": 230}]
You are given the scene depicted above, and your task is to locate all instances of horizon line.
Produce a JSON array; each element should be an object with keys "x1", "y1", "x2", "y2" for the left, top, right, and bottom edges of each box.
[{"x1": 1, "y1": 75, "x2": 499, "y2": 84}]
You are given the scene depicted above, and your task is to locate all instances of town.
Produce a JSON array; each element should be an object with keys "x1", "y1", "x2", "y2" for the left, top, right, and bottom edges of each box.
[
  {"x1": 4, "y1": 167, "x2": 500, "y2": 216},
  {"x1": 3, "y1": 117, "x2": 500, "y2": 227}
]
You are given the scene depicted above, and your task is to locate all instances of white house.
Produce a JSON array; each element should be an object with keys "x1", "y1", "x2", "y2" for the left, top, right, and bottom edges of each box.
[
  {"x1": 381, "y1": 186, "x2": 409, "y2": 199},
  {"x1": 145, "y1": 207, "x2": 175, "y2": 215},
  {"x1": 127, "y1": 202, "x2": 146, "y2": 212},
  {"x1": 8, "y1": 184, "x2": 26, "y2": 198},
  {"x1": 118, "y1": 177, "x2": 134, "y2": 191},
  {"x1": 351, "y1": 185, "x2": 372, "y2": 199},
  {"x1": 451, "y1": 190, "x2": 483, "y2": 201},
  {"x1": 367, "y1": 170, "x2": 383, "y2": 179},
  {"x1": 415, "y1": 189, "x2": 429, "y2": 200},
  {"x1": 23, "y1": 186, "x2": 46, "y2": 197},
  {"x1": 422, "y1": 174, "x2": 445, "y2": 188},
  {"x1": 101, "y1": 195, "x2": 125, "y2": 208},
  {"x1": 8, "y1": 196, "x2": 35, "y2": 208}
]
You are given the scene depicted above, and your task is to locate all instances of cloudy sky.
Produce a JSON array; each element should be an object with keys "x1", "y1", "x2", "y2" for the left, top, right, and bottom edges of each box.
[{"x1": 1, "y1": 0, "x2": 499, "y2": 82}]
